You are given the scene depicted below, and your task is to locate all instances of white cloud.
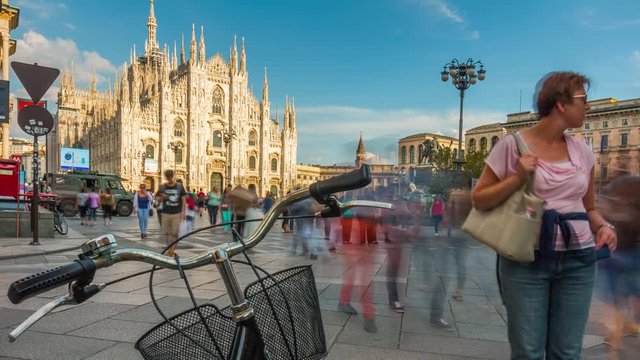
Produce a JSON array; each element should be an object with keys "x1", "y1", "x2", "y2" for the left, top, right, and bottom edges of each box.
[
  {"x1": 62, "y1": 22, "x2": 75, "y2": 30},
  {"x1": 14, "y1": 0, "x2": 67, "y2": 19},
  {"x1": 12, "y1": 31, "x2": 117, "y2": 87},
  {"x1": 9, "y1": 31, "x2": 117, "y2": 137},
  {"x1": 422, "y1": 0, "x2": 465, "y2": 24}
]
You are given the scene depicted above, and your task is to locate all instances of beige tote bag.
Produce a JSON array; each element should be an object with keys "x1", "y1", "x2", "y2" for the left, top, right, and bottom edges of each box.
[{"x1": 462, "y1": 133, "x2": 545, "y2": 263}]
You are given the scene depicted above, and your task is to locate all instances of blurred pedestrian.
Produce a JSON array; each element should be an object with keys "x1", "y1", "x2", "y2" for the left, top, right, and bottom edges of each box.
[
  {"x1": 206, "y1": 186, "x2": 221, "y2": 226},
  {"x1": 156, "y1": 170, "x2": 186, "y2": 257},
  {"x1": 87, "y1": 187, "x2": 100, "y2": 226},
  {"x1": 472, "y1": 72, "x2": 617, "y2": 359},
  {"x1": 100, "y1": 188, "x2": 115, "y2": 225},
  {"x1": 595, "y1": 175, "x2": 640, "y2": 350},
  {"x1": 133, "y1": 183, "x2": 153, "y2": 239},
  {"x1": 76, "y1": 187, "x2": 89, "y2": 226},
  {"x1": 289, "y1": 197, "x2": 316, "y2": 259},
  {"x1": 220, "y1": 185, "x2": 233, "y2": 231},
  {"x1": 430, "y1": 195, "x2": 444, "y2": 237},
  {"x1": 356, "y1": 188, "x2": 378, "y2": 245},
  {"x1": 197, "y1": 188, "x2": 206, "y2": 217},
  {"x1": 340, "y1": 191, "x2": 354, "y2": 244}
]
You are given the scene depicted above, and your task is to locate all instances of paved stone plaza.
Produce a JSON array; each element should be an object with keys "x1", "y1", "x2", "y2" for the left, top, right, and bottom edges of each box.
[{"x1": 0, "y1": 214, "x2": 637, "y2": 359}]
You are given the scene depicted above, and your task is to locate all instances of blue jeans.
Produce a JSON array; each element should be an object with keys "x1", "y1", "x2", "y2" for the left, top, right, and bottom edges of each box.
[
  {"x1": 137, "y1": 208, "x2": 149, "y2": 235},
  {"x1": 499, "y1": 249, "x2": 596, "y2": 360}
]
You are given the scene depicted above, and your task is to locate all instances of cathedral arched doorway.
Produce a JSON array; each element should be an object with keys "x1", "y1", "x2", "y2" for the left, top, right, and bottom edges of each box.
[
  {"x1": 144, "y1": 177, "x2": 155, "y2": 192},
  {"x1": 210, "y1": 172, "x2": 223, "y2": 191}
]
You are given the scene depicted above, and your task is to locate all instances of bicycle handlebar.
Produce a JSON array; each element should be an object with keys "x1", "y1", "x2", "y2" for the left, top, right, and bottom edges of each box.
[
  {"x1": 7, "y1": 165, "x2": 379, "y2": 305},
  {"x1": 8, "y1": 259, "x2": 96, "y2": 304}
]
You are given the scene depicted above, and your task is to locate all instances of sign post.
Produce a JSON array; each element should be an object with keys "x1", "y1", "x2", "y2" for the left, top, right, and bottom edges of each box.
[{"x1": 11, "y1": 62, "x2": 59, "y2": 245}]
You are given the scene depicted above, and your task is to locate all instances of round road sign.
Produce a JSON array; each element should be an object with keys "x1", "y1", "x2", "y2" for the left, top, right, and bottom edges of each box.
[{"x1": 18, "y1": 105, "x2": 53, "y2": 137}]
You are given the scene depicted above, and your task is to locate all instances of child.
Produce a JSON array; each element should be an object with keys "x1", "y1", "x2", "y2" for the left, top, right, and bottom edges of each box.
[{"x1": 185, "y1": 193, "x2": 196, "y2": 231}]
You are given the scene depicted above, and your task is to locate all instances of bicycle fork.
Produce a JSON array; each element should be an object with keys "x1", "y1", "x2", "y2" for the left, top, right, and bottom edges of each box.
[{"x1": 213, "y1": 249, "x2": 270, "y2": 360}]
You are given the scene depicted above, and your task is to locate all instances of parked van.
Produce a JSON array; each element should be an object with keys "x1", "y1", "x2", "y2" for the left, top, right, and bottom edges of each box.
[{"x1": 45, "y1": 171, "x2": 134, "y2": 217}]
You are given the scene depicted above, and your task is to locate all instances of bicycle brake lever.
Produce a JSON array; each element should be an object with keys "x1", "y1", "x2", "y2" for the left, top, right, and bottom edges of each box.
[
  {"x1": 8, "y1": 293, "x2": 73, "y2": 342},
  {"x1": 341, "y1": 200, "x2": 394, "y2": 211},
  {"x1": 8, "y1": 282, "x2": 106, "y2": 342}
]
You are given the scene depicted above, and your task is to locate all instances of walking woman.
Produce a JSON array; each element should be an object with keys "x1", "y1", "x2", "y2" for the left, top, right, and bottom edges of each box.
[
  {"x1": 87, "y1": 187, "x2": 100, "y2": 226},
  {"x1": 206, "y1": 186, "x2": 221, "y2": 226},
  {"x1": 430, "y1": 195, "x2": 444, "y2": 237},
  {"x1": 134, "y1": 183, "x2": 153, "y2": 239},
  {"x1": 472, "y1": 72, "x2": 617, "y2": 359},
  {"x1": 100, "y1": 188, "x2": 115, "y2": 225},
  {"x1": 220, "y1": 185, "x2": 233, "y2": 231}
]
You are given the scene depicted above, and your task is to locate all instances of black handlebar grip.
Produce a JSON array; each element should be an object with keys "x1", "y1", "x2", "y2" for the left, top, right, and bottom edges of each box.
[
  {"x1": 7, "y1": 259, "x2": 96, "y2": 304},
  {"x1": 309, "y1": 165, "x2": 372, "y2": 202}
]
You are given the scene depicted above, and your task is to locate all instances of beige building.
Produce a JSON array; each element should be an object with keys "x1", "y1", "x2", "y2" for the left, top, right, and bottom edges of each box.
[
  {"x1": 50, "y1": 1, "x2": 297, "y2": 195},
  {"x1": 0, "y1": 0, "x2": 18, "y2": 160},
  {"x1": 465, "y1": 97, "x2": 640, "y2": 182},
  {"x1": 9, "y1": 136, "x2": 45, "y2": 156},
  {"x1": 397, "y1": 132, "x2": 463, "y2": 169}
]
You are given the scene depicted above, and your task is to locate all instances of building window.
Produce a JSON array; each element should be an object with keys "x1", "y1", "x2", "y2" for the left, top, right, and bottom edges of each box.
[
  {"x1": 271, "y1": 158, "x2": 278, "y2": 172},
  {"x1": 480, "y1": 137, "x2": 488, "y2": 152},
  {"x1": 453, "y1": 148, "x2": 458, "y2": 160},
  {"x1": 603, "y1": 120, "x2": 608, "y2": 128},
  {"x1": 212, "y1": 88, "x2": 224, "y2": 114},
  {"x1": 601, "y1": 134, "x2": 609, "y2": 151},
  {"x1": 409, "y1": 145, "x2": 415, "y2": 163},
  {"x1": 175, "y1": 148, "x2": 183, "y2": 164},
  {"x1": 401, "y1": 146, "x2": 407, "y2": 164},
  {"x1": 249, "y1": 156, "x2": 256, "y2": 170},
  {"x1": 145, "y1": 144, "x2": 154, "y2": 159},
  {"x1": 249, "y1": 130, "x2": 257, "y2": 146},
  {"x1": 491, "y1": 136, "x2": 499, "y2": 149},
  {"x1": 584, "y1": 123, "x2": 590, "y2": 129},
  {"x1": 468, "y1": 138, "x2": 476, "y2": 151},
  {"x1": 174, "y1": 120, "x2": 185, "y2": 137},
  {"x1": 600, "y1": 164, "x2": 608, "y2": 181},
  {"x1": 621, "y1": 133, "x2": 629, "y2": 147},
  {"x1": 622, "y1": 118, "x2": 628, "y2": 126},
  {"x1": 213, "y1": 130, "x2": 223, "y2": 147}
]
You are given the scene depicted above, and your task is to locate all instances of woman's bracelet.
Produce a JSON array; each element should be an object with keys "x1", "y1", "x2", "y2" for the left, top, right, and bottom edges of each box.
[{"x1": 596, "y1": 223, "x2": 615, "y2": 232}]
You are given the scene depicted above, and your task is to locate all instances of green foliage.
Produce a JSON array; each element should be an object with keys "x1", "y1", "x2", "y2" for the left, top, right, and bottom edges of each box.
[
  {"x1": 424, "y1": 139, "x2": 488, "y2": 193},
  {"x1": 462, "y1": 147, "x2": 488, "y2": 180}
]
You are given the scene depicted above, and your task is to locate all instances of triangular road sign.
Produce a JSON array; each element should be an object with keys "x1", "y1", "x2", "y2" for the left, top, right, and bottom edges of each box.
[{"x1": 11, "y1": 62, "x2": 60, "y2": 104}]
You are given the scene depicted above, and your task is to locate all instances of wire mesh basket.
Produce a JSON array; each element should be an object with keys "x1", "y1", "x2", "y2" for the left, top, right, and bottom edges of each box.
[{"x1": 135, "y1": 265, "x2": 327, "y2": 360}]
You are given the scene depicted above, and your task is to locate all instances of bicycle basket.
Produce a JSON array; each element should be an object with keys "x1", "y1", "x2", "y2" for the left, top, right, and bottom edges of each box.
[{"x1": 135, "y1": 265, "x2": 326, "y2": 360}]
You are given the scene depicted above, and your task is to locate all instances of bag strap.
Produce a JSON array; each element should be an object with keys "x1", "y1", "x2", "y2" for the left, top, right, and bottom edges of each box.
[{"x1": 512, "y1": 133, "x2": 535, "y2": 193}]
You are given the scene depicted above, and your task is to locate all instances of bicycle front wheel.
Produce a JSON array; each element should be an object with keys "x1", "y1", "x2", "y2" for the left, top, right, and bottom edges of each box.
[{"x1": 54, "y1": 212, "x2": 68, "y2": 235}]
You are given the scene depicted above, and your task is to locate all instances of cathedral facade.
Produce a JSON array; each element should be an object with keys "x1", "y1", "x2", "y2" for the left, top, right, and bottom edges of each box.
[{"x1": 49, "y1": 0, "x2": 297, "y2": 195}]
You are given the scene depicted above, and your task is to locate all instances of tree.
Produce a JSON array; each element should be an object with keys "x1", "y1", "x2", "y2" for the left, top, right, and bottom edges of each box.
[{"x1": 462, "y1": 147, "x2": 488, "y2": 180}]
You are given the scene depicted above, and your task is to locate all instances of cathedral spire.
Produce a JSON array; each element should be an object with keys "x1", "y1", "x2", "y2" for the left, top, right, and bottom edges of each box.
[
  {"x1": 190, "y1": 23, "x2": 196, "y2": 63},
  {"x1": 173, "y1": 39, "x2": 178, "y2": 69},
  {"x1": 180, "y1": 33, "x2": 185, "y2": 64},
  {"x1": 199, "y1": 25, "x2": 206, "y2": 65},
  {"x1": 69, "y1": 61, "x2": 75, "y2": 89},
  {"x1": 262, "y1": 66, "x2": 269, "y2": 102},
  {"x1": 356, "y1": 132, "x2": 366, "y2": 166},
  {"x1": 240, "y1": 37, "x2": 247, "y2": 74},
  {"x1": 146, "y1": 0, "x2": 157, "y2": 54}
]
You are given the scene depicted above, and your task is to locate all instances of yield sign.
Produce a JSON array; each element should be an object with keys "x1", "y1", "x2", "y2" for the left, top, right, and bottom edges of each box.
[{"x1": 11, "y1": 62, "x2": 60, "y2": 103}]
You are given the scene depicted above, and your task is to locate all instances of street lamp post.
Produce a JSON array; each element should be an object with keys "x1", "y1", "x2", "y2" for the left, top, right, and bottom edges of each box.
[
  {"x1": 167, "y1": 141, "x2": 183, "y2": 169},
  {"x1": 222, "y1": 129, "x2": 236, "y2": 188},
  {"x1": 440, "y1": 58, "x2": 486, "y2": 187}
]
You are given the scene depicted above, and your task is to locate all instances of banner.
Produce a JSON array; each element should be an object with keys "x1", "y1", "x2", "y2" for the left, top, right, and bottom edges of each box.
[
  {"x1": 17, "y1": 98, "x2": 47, "y2": 111},
  {"x1": 144, "y1": 158, "x2": 158, "y2": 175},
  {"x1": 60, "y1": 147, "x2": 90, "y2": 170}
]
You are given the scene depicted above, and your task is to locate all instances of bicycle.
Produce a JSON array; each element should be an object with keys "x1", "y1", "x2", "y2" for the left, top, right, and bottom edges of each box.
[
  {"x1": 6, "y1": 165, "x2": 391, "y2": 359},
  {"x1": 37, "y1": 195, "x2": 69, "y2": 235}
]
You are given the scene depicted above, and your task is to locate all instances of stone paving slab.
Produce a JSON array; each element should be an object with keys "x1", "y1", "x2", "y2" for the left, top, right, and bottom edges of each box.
[
  {"x1": 84, "y1": 343, "x2": 144, "y2": 360},
  {"x1": 30, "y1": 302, "x2": 137, "y2": 334},
  {"x1": 68, "y1": 318, "x2": 155, "y2": 343},
  {"x1": 0, "y1": 328, "x2": 115, "y2": 360},
  {"x1": 400, "y1": 332, "x2": 510, "y2": 359},
  {"x1": 337, "y1": 314, "x2": 402, "y2": 349}
]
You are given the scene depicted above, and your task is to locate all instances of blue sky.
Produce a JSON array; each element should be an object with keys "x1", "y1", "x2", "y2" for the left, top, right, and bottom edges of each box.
[{"x1": 9, "y1": 0, "x2": 640, "y2": 165}]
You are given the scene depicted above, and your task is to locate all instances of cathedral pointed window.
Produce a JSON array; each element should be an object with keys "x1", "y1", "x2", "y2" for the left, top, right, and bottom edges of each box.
[
  {"x1": 176, "y1": 148, "x2": 184, "y2": 164},
  {"x1": 174, "y1": 120, "x2": 185, "y2": 137},
  {"x1": 249, "y1": 130, "x2": 257, "y2": 146},
  {"x1": 271, "y1": 158, "x2": 278, "y2": 172},
  {"x1": 213, "y1": 131, "x2": 223, "y2": 147},
  {"x1": 212, "y1": 87, "x2": 224, "y2": 114},
  {"x1": 249, "y1": 156, "x2": 256, "y2": 170},
  {"x1": 145, "y1": 144, "x2": 154, "y2": 159}
]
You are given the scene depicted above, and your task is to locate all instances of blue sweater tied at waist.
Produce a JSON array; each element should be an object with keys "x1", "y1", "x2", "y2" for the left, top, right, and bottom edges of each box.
[{"x1": 538, "y1": 210, "x2": 589, "y2": 259}]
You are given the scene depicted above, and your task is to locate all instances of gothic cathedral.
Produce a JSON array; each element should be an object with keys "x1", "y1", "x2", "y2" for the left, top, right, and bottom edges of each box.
[{"x1": 51, "y1": 0, "x2": 298, "y2": 195}]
